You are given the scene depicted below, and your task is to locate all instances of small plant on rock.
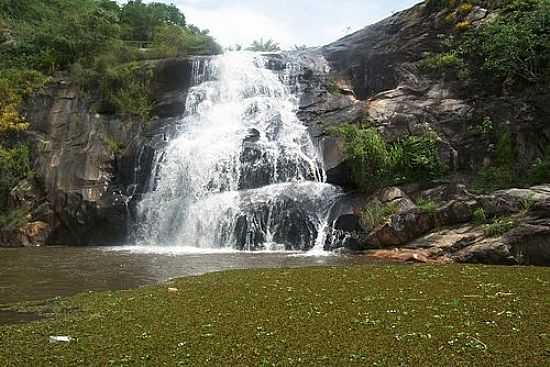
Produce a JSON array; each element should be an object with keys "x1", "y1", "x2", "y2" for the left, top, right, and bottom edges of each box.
[
  {"x1": 472, "y1": 208, "x2": 488, "y2": 225},
  {"x1": 361, "y1": 201, "x2": 399, "y2": 229},
  {"x1": 483, "y1": 216, "x2": 516, "y2": 237},
  {"x1": 456, "y1": 3, "x2": 473, "y2": 15},
  {"x1": 416, "y1": 199, "x2": 438, "y2": 214}
]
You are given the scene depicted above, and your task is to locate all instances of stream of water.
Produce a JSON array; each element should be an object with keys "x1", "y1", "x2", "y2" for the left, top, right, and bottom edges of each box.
[{"x1": 134, "y1": 52, "x2": 342, "y2": 252}]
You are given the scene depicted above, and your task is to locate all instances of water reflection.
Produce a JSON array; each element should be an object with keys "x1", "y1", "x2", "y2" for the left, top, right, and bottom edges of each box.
[{"x1": 0, "y1": 247, "x2": 380, "y2": 305}]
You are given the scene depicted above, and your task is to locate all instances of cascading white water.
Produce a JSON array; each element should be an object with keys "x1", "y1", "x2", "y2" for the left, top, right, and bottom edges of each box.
[{"x1": 136, "y1": 52, "x2": 342, "y2": 251}]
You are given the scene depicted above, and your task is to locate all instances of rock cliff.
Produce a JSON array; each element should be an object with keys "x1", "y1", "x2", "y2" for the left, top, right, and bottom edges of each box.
[
  {"x1": 1, "y1": 58, "x2": 195, "y2": 246},
  {"x1": 287, "y1": 0, "x2": 550, "y2": 264}
]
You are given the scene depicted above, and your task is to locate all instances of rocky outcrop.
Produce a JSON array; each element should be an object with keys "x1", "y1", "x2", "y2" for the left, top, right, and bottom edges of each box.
[
  {"x1": 334, "y1": 184, "x2": 550, "y2": 265},
  {"x1": 286, "y1": 1, "x2": 550, "y2": 187},
  {"x1": 4, "y1": 57, "x2": 196, "y2": 246}
]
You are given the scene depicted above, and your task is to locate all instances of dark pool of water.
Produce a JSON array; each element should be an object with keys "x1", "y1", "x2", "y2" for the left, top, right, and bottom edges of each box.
[{"x1": 0, "y1": 246, "x2": 381, "y2": 307}]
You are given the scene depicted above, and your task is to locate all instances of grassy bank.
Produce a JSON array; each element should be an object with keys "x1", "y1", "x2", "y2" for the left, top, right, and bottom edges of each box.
[{"x1": 1, "y1": 265, "x2": 549, "y2": 366}]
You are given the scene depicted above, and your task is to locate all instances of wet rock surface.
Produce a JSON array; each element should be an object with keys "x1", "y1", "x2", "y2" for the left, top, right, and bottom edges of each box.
[{"x1": 4, "y1": 58, "x2": 196, "y2": 246}]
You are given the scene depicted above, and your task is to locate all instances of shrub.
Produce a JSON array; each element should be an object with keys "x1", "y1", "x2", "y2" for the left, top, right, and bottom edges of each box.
[
  {"x1": 527, "y1": 148, "x2": 550, "y2": 185},
  {"x1": 483, "y1": 217, "x2": 516, "y2": 237},
  {"x1": 420, "y1": 51, "x2": 464, "y2": 73},
  {"x1": 247, "y1": 39, "x2": 281, "y2": 52},
  {"x1": 472, "y1": 208, "x2": 487, "y2": 225},
  {"x1": 520, "y1": 193, "x2": 536, "y2": 214},
  {"x1": 104, "y1": 136, "x2": 125, "y2": 155},
  {"x1": 333, "y1": 125, "x2": 444, "y2": 192},
  {"x1": 0, "y1": 69, "x2": 47, "y2": 136},
  {"x1": 99, "y1": 63, "x2": 154, "y2": 119},
  {"x1": 474, "y1": 131, "x2": 516, "y2": 191},
  {"x1": 457, "y1": 3, "x2": 473, "y2": 15},
  {"x1": 0, "y1": 144, "x2": 32, "y2": 210},
  {"x1": 361, "y1": 201, "x2": 399, "y2": 229},
  {"x1": 474, "y1": 167, "x2": 514, "y2": 192},
  {"x1": 494, "y1": 131, "x2": 515, "y2": 168},
  {"x1": 152, "y1": 24, "x2": 221, "y2": 57},
  {"x1": 0, "y1": 208, "x2": 29, "y2": 229},
  {"x1": 455, "y1": 21, "x2": 471, "y2": 32},
  {"x1": 460, "y1": 0, "x2": 550, "y2": 84},
  {"x1": 333, "y1": 125, "x2": 390, "y2": 191},
  {"x1": 416, "y1": 199, "x2": 438, "y2": 214},
  {"x1": 444, "y1": 12, "x2": 457, "y2": 24},
  {"x1": 392, "y1": 133, "x2": 443, "y2": 183}
]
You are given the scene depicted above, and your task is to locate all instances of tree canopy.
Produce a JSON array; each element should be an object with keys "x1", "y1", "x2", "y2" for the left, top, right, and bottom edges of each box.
[{"x1": 247, "y1": 39, "x2": 281, "y2": 52}]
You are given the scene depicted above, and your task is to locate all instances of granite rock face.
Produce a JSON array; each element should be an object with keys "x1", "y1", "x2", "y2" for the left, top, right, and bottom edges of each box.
[
  {"x1": 3, "y1": 58, "x2": 195, "y2": 246},
  {"x1": 282, "y1": 1, "x2": 550, "y2": 187}
]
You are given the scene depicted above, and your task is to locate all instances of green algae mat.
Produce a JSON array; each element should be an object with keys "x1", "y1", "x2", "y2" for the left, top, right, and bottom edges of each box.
[{"x1": 0, "y1": 265, "x2": 549, "y2": 366}]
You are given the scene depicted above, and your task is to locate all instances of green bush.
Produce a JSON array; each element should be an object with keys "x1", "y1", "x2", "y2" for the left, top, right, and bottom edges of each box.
[
  {"x1": 0, "y1": 0, "x2": 121, "y2": 72},
  {"x1": 474, "y1": 131, "x2": 516, "y2": 191},
  {"x1": 416, "y1": 199, "x2": 438, "y2": 214},
  {"x1": 392, "y1": 133, "x2": 443, "y2": 183},
  {"x1": 0, "y1": 207, "x2": 29, "y2": 229},
  {"x1": 99, "y1": 63, "x2": 154, "y2": 120},
  {"x1": 333, "y1": 125, "x2": 390, "y2": 190},
  {"x1": 0, "y1": 69, "x2": 48, "y2": 136},
  {"x1": 333, "y1": 125, "x2": 444, "y2": 192},
  {"x1": 421, "y1": 51, "x2": 463, "y2": 72},
  {"x1": 456, "y1": 2, "x2": 473, "y2": 15},
  {"x1": 361, "y1": 201, "x2": 399, "y2": 229},
  {"x1": 152, "y1": 24, "x2": 221, "y2": 57},
  {"x1": 483, "y1": 216, "x2": 516, "y2": 237},
  {"x1": 472, "y1": 208, "x2": 488, "y2": 225},
  {"x1": 104, "y1": 136, "x2": 125, "y2": 155},
  {"x1": 0, "y1": 144, "x2": 32, "y2": 211},
  {"x1": 0, "y1": 0, "x2": 221, "y2": 124},
  {"x1": 460, "y1": 0, "x2": 550, "y2": 84},
  {"x1": 528, "y1": 148, "x2": 550, "y2": 185}
]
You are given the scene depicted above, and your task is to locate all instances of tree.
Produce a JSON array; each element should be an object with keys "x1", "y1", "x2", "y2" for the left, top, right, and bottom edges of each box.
[
  {"x1": 460, "y1": 0, "x2": 550, "y2": 83},
  {"x1": 247, "y1": 38, "x2": 281, "y2": 52},
  {"x1": 120, "y1": 1, "x2": 187, "y2": 41}
]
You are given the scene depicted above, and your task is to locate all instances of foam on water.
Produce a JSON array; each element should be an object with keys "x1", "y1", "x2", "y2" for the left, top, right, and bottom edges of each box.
[{"x1": 134, "y1": 52, "x2": 340, "y2": 254}]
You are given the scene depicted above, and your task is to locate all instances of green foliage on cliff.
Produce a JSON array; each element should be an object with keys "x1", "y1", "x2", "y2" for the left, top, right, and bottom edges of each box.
[
  {"x1": 0, "y1": 145, "x2": 32, "y2": 211},
  {"x1": 0, "y1": 0, "x2": 221, "y2": 119},
  {"x1": 152, "y1": 24, "x2": 222, "y2": 57},
  {"x1": 460, "y1": 0, "x2": 550, "y2": 85},
  {"x1": 422, "y1": 0, "x2": 550, "y2": 87},
  {"x1": 483, "y1": 216, "x2": 516, "y2": 237},
  {"x1": 0, "y1": 0, "x2": 220, "y2": 72},
  {"x1": 333, "y1": 125, "x2": 444, "y2": 192},
  {"x1": 474, "y1": 131, "x2": 516, "y2": 191},
  {"x1": 528, "y1": 148, "x2": 550, "y2": 185},
  {"x1": 120, "y1": 0, "x2": 186, "y2": 41},
  {"x1": 99, "y1": 63, "x2": 154, "y2": 120},
  {"x1": 0, "y1": 69, "x2": 48, "y2": 136}
]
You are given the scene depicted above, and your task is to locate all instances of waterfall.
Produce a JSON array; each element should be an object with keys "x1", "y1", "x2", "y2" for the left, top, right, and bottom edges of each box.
[{"x1": 135, "y1": 52, "x2": 342, "y2": 251}]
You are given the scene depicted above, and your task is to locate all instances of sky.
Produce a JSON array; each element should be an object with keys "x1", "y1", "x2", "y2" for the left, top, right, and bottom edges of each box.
[{"x1": 147, "y1": 0, "x2": 420, "y2": 49}]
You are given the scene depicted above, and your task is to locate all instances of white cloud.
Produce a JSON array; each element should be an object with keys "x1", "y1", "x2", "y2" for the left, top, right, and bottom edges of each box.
[
  {"x1": 184, "y1": 6, "x2": 292, "y2": 48},
  {"x1": 147, "y1": 0, "x2": 420, "y2": 49}
]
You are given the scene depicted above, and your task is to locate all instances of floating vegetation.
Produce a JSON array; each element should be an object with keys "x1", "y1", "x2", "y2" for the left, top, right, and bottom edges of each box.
[{"x1": 0, "y1": 265, "x2": 548, "y2": 366}]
